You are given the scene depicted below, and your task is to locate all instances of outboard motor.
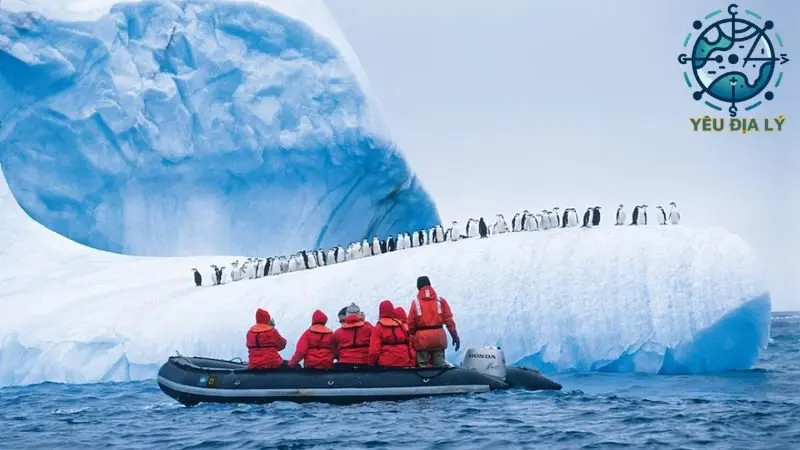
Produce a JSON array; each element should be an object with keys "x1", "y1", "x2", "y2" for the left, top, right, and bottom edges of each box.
[{"x1": 461, "y1": 346, "x2": 507, "y2": 380}]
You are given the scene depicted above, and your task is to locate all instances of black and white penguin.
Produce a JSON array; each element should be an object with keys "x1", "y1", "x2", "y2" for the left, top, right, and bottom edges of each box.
[
  {"x1": 465, "y1": 219, "x2": 475, "y2": 238},
  {"x1": 380, "y1": 239, "x2": 387, "y2": 253},
  {"x1": 615, "y1": 205, "x2": 626, "y2": 226},
  {"x1": 216, "y1": 265, "x2": 225, "y2": 284},
  {"x1": 218, "y1": 266, "x2": 228, "y2": 283},
  {"x1": 582, "y1": 208, "x2": 593, "y2": 228},
  {"x1": 511, "y1": 213, "x2": 522, "y2": 232},
  {"x1": 387, "y1": 235, "x2": 396, "y2": 252},
  {"x1": 264, "y1": 258, "x2": 273, "y2": 277},
  {"x1": 561, "y1": 209, "x2": 569, "y2": 228},
  {"x1": 520, "y1": 210, "x2": 529, "y2": 231},
  {"x1": 430, "y1": 227, "x2": 439, "y2": 244},
  {"x1": 361, "y1": 239, "x2": 371, "y2": 256},
  {"x1": 209, "y1": 265, "x2": 218, "y2": 285},
  {"x1": 317, "y1": 249, "x2": 327, "y2": 266},
  {"x1": 656, "y1": 206, "x2": 667, "y2": 225},
  {"x1": 448, "y1": 222, "x2": 461, "y2": 242},
  {"x1": 395, "y1": 233, "x2": 405, "y2": 250},
  {"x1": 592, "y1": 206, "x2": 601, "y2": 226},
  {"x1": 300, "y1": 251, "x2": 311, "y2": 269},
  {"x1": 403, "y1": 233, "x2": 413, "y2": 248},
  {"x1": 493, "y1": 214, "x2": 509, "y2": 234},
  {"x1": 478, "y1": 217, "x2": 489, "y2": 238},
  {"x1": 552, "y1": 207, "x2": 561, "y2": 228},
  {"x1": 640, "y1": 205, "x2": 649, "y2": 225},
  {"x1": 444, "y1": 229, "x2": 451, "y2": 241},
  {"x1": 417, "y1": 230, "x2": 426, "y2": 246},
  {"x1": 192, "y1": 268, "x2": 202, "y2": 287},
  {"x1": 630, "y1": 206, "x2": 640, "y2": 225},
  {"x1": 372, "y1": 237, "x2": 382, "y2": 255},
  {"x1": 327, "y1": 248, "x2": 337, "y2": 265},
  {"x1": 410, "y1": 231, "x2": 420, "y2": 247},
  {"x1": 668, "y1": 202, "x2": 680, "y2": 225}
]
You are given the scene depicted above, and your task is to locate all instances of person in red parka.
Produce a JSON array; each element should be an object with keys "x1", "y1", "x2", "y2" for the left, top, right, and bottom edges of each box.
[
  {"x1": 368, "y1": 300, "x2": 413, "y2": 368},
  {"x1": 246, "y1": 308, "x2": 287, "y2": 369},
  {"x1": 407, "y1": 276, "x2": 460, "y2": 368},
  {"x1": 334, "y1": 303, "x2": 373, "y2": 367},
  {"x1": 393, "y1": 306, "x2": 416, "y2": 363},
  {"x1": 288, "y1": 309, "x2": 336, "y2": 369}
]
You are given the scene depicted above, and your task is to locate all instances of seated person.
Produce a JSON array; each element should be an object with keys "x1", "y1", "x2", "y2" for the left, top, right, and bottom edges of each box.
[
  {"x1": 334, "y1": 303, "x2": 373, "y2": 367},
  {"x1": 247, "y1": 308, "x2": 287, "y2": 369},
  {"x1": 368, "y1": 300, "x2": 413, "y2": 368},
  {"x1": 288, "y1": 309, "x2": 336, "y2": 369}
]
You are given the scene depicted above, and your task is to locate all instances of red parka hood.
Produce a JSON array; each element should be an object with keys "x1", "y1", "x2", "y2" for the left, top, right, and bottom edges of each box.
[
  {"x1": 393, "y1": 306, "x2": 408, "y2": 322},
  {"x1": 379, "y1": 300, "x2": 395, "y2": 318},
  {"x1": 255, "y1": 308, "x2": 271, "y2": 324},
  {"x1": 417, "y1": 286, "x2": 438, "y2": 301},
  {"x1": 311, "y1": 309, "x2": 328, "y2": 325}
]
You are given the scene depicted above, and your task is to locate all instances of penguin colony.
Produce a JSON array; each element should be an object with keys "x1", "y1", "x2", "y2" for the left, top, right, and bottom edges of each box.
[{"x1": 191, "y1": 202, "x2": 681, "y2": 286}]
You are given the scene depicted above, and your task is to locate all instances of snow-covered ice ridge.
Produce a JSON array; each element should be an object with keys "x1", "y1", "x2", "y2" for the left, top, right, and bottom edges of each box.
[
  {"x1": 0, "y1": 0, "x2": 438, "y2": 257},
  {"x1": 0, "y1": 165, "x2": 771, "y2": 386}
]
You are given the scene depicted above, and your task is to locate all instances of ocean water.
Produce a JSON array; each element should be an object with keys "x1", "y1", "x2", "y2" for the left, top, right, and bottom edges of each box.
[{"x1": 1, "y1": 313, "x2": 798, "y2": 450}]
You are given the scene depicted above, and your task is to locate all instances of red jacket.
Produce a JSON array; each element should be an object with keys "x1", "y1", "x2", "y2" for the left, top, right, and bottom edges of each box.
[
  {"x1": 334, "y1": 315, "x2": 373, "y2": 365},
  {"x1": 289, "y1": 310, "x2": 336, "y2": 369},
  {"x1": 368, "y1": 300, "x2": 413, "y2": 368},
  {"x1": 247, "y1": 308, "x2": 287, "y2": 369},
  {"x1": 407, "y1": 286, "x2": 458, "y2": 352},
  {"x1": 394, "y1": 306, "x2": 416, "y2": 362}
]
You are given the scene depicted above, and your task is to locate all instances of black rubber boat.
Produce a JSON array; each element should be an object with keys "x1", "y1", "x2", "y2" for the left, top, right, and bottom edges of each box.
[{"x1": 157, "y1": 356, "x2": 562, "y2": 406}]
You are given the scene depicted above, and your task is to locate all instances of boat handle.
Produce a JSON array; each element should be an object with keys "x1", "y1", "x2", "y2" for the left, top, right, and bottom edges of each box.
[
  {"x1": 422, "y1": 378, "x2": 430, "y2": 383},
  {"x1": 327, "y1": 380, "x2": 334, "y2": 386}
]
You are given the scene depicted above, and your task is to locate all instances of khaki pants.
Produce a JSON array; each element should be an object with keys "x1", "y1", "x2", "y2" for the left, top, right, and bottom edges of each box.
[{"x1": 416, "y1": 350, "x2": 446, "y2": 367}]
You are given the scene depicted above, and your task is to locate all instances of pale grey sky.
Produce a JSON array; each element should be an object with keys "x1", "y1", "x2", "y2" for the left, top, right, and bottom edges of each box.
[{"x1": 326, "y1": 0, "x2": 799, "y2": 310}]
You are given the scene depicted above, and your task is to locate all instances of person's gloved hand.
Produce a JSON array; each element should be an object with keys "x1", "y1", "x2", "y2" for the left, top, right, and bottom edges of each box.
[
  {"x1": 452, "y1": 335, "x2": 461, "y2": 352},
  {"x1": 269, "y1": 317, "x2": 276, "y2": 326}
]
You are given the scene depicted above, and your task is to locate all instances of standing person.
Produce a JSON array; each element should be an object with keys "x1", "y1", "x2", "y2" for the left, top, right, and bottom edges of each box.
[
  {"x1": 334, "y1": 303, "x2": 373, "y2": 367},
  {"x1": 246, "y1": 308, "x2": 287, "y2": 369},
  {"x1": 368, "y1": 300, "x2": 413, "y2": 368},
  {"x1": 288, "y1": 310, "x2": 336, "y2": 369},
  {"x1": 407, "y1": 276, "x2": 460, "y2": 367}
]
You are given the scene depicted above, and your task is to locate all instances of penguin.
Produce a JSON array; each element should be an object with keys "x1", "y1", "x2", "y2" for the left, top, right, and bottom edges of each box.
[
  {"x1": 336, "y1": 246, "x2": 345, "y2": 263},
  {"x1": 230, "y1": 261, "x2": 241, "y2": 281},
  {"x1": 317, "y1": 249, "x2": 327, "y2": 266},
  {"x1": 534, "y1": 213, "x2": 544, "y2": 230},
  {"x1": 430, "y1": 227, "x2": 439, "y2": 244},
  {"x1": 630, "y1": 206, "x2": 640, "y2": 225},
  {"x1": 615, "y1": 205, "x2": 626, "y2": 226},
  {"x1": 264, "y1": 256, "x2": 275, "y2": 277},
  {"x1": 465, "y1": 219, "x2": 477, "y2": 238},
  {"x1": 361, "y1": 239, "x2": 371, "y2": 256},
  {"x1": 410, "y1": 231, "x2": 420, "y2": 248},
  {"x1": 417, "y1": 229, "x2": 426, "y2": 246},
  {"x1": 640, "y1": 205, "x2": 648, "y2": 225},
  {"x1": 372, "y1": 237, "x2": 382, "y2": 255},
  {"x1": 308, "y1": 251, "x2": 318, "y2": 269},
  {"x1": 215, "y1": 265, "x2": 224, "y2": 284},
  {"x1": 380, "y1": 239, "x2": 387, "y2": 253},
  {"x1": 478, "y1": 217, "x2": 489, "y2": 238},
  {"x1": 279, "y1": 256, "x2": 289, "y2": 274},
  {"x1": 327, "y1": 248, "x2": 337, "y2": 265},
  {"x1": 448, "y1": 221, "x2": 461, "y2": 242},
  {"x1": 209, "y1": 265, "x2": 219, "y2": 285},
  {"x1": 492, "y1": 214, "x2": 509, "y2": 234},
  {"x1": 552, "y1": 207, "x2": 561, "y2": 228},
  {"x1": 444, "y1": 229, "x2": 451, "y2": 242},
  {"x1": 387, "y1": 235, "x2": 396, "y2": 252},
  {"x1": 396, "y1": 233, "x2": 405, "y2": 250},
  {"x1": 436, "y1": 224, "x2": 445, "y2": 242},
  {"x1": 403, "y1": 233, "x2": 412, "y2": 248},
  {"x1": 656, "y1": 206, "x2": 667, "y2": 225},
  {"x1": 300, "y1": 251, "x2": 310, "y2": 269},
  {"x1": 571, "y1": 208, "x2": 581, "y2": 227},
  {"x1": 520, "y1": 210, "x2": 529, "y2": 231},
  {"x1": 668, "y1": 202, "x2": 680, "y2": 225},
  {"x1": 192, "y1": 268, "x2": 202, "y2": 287},
  {"x1": 592, "y1": 206, "x2": 601, "y2": 226},
  {"x1": 582, "y1": 208, "x2": 593, "y2": 228},
  {"x1": 218, "y1": 266, "x2": 229, "y2": 283},
  {"x1": 511, "y1": 213, "x2": 522, "y2": 232},
  {"x1": 561, "y1": 209, "x2": 569, "y2": 228}
]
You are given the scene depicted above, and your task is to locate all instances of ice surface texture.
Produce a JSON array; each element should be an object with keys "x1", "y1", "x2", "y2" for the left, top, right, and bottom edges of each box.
[
  {"x1": 0, "y1": 0, "x2": 438, "y2": 256},
  {"x1": 0, "y1": 165, "x2": 771, "y2": 386}
]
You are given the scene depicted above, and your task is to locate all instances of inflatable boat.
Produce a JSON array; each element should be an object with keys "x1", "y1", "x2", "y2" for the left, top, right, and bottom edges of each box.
[{"x1": 158, "y1": 347, "x2": 561, "y2": 406}]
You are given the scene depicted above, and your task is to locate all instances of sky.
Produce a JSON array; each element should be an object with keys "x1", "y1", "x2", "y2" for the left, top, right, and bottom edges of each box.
[{"x1": 325, "y1": 0, "x2": 799, "y2": 311}]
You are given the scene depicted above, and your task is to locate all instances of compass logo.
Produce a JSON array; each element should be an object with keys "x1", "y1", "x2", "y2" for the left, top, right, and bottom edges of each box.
[{"x1": 679, "y1": 3, "x2": 789, "y2": 131}]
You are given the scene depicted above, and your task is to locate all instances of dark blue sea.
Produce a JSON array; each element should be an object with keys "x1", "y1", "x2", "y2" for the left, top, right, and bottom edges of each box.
[{"x1": 2, "y1": 313, "x2": 798, "y2": 450}]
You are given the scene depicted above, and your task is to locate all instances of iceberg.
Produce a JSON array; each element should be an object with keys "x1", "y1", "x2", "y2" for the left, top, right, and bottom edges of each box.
[
  {"x1": 0, "y1": 0, "x2": 438, "y2": 257},
  {"x1": 0, "y1": 164, "x2": 771, "y2": 386}
]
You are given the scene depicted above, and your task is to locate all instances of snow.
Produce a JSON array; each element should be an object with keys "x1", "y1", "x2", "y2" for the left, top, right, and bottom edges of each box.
[
  {"x1": 0, "y1": 0, "x2": 436, "y2": 257},
  {"x1": 0, "y1": 164, "x2": 772, "y2": 386}
]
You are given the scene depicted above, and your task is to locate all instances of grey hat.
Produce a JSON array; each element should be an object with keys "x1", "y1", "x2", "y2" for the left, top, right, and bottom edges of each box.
[{"x1": 345, "y1": 303, "x2": 361, "y2": 315}]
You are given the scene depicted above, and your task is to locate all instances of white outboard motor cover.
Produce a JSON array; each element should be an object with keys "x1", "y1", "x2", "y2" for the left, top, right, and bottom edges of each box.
[{"x1": 461, "y1": 346, "x2": 507, "y2": 380}]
